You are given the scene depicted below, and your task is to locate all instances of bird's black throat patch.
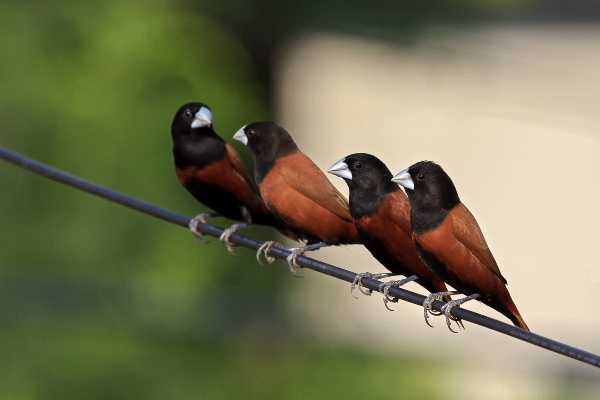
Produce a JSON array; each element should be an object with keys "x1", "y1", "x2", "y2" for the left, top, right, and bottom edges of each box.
[
  {"x1": 342, "y1": 153, "x2": 400, "y2": 218},
  {"x1": 172, "y1": 131, "x2": 226, "y2": 170}
]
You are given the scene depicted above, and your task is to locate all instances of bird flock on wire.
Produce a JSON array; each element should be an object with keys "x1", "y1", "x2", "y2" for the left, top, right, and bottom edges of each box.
[{"x1": 171, "y1": 102, "x2": 529, "y2": 333}]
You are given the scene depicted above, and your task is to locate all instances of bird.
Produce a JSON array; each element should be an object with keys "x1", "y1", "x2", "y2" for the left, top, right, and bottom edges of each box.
[
  {"x1": 392, "y1": 161, "x2": 529, "y2": 331},
  {"x1": 233, "y1": 121, "x2": 362, "y2": 275},
  {"x1": 171, "y1": 102, "x2": 293, "y2": 254},
  {"x1": 328, "y1": 153, "x2": 451, "y2": 310}
]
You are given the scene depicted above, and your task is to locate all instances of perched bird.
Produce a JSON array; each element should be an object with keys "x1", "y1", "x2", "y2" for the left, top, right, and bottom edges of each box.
[
  {"x1": 233, "y1": 122, "x2": 362, "y2": 274},
  {"x1": 328, "y1": 153, "x2": 450, "y2": 309},
  {"x1": 392, "y1": 161, "x2": 529, "y2": 331},
  {"x1": 171, "y1": 102, "x2": 291, "y2": 253}
]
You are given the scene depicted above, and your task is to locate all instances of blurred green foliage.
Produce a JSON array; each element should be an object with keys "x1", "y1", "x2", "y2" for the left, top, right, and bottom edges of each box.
[
  {"x1": 0, "y1": 0, "x2": 449, "y2": 398},
  {"x1": 1, "y1": 328, "x2": 443, "y2": 399},
  {"x1": 0, "y1": 0, "x2": 270, "y2": 285}
]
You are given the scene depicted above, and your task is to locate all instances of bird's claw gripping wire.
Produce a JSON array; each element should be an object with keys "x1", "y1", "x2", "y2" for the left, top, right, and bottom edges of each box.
[
  {"x1": 285, "y1": 248, "x2": 307, "y2": 278},
  {"x1": 285, "y1": 242, "x2": 328, "y2": 278},
  {"x1": 189, "y1": 212, "x2": 220, "y2": 243},
  {"x1": 439, "y1": 293, "x2": 480, "y2": 333},
  {"x1": 422, "y1": 291, "x2": 461, "y2": 328},
  {"x1": 378, "y1": 275, "x2": 419, "y2": 311},
  {"x1": 219, "y1": 222, "x2": 250, "y2": 256},
  {"x1": 256, "y1": 240, "x2": 282, "y2": 265},
  {"x1": 351, "y1": 272, "x2": 395, "y2": 298}
]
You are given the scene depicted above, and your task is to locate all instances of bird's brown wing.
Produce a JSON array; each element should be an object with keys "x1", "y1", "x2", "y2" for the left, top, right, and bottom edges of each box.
[
  {"x1": 224, "y1": 142, "x2": 256, "y2": 192},
  {"x1": 450, "y1": 203, "x2": 507, "y2": 284},
  {"x1": 278, "y1": 151, "x2": 353, "y2": 222}
]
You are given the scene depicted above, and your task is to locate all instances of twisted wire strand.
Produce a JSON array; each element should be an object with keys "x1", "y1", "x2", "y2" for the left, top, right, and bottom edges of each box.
[{"x1": 1, "y1": 145, "x2": 599, "y2": 368}]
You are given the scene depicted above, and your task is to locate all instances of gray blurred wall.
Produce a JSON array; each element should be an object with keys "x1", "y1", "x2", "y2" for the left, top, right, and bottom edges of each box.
[{"x1": 273, "y1": 25, "x2": 600, "y2": 398}]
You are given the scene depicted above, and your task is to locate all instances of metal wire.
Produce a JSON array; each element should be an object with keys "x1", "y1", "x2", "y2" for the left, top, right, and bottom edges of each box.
[{"x1": 1, "y1": 144, "x2": 599, "y2": 369}]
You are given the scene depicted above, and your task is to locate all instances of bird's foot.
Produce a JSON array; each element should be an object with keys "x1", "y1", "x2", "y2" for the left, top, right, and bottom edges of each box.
[
  {"x1": 285, "y1": 242, "x2": 329, "y2": 278},
  {"x1": 285, "y1": 247, "x2": 306, "y2": 278},
  {"x1": 422, "y1": 291, "x2": 461, "y2": 328},
  {"x1": 378, "y1": 275, "x2": 418, "y2": 311},
  {"x1": 440, "y1": 293, "x2": 481, "y2": 333},
  {"x1": 189, "y1": 212, "x2": 219, "y2": 243},
  {"x1": 219, "y1": 222, "x2": 250, "y2": 256},
  {"x1": 256, "y1": 240, "x2": 283, "y2": 265},
  {"x1": 351, "y1": 272, "x2": 396, "y2": 299}
]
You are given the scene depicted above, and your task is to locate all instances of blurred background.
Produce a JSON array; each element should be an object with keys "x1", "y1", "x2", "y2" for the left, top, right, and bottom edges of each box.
[{"x1": 1, "y1": 0, "x2": 599, "y2": 398}]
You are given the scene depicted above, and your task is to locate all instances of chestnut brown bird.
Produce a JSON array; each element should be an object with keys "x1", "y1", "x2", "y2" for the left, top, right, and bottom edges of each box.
[
  {"x1": 233, "y1": 122, "x2": 361, "y2": 275},
  {"x1": 328, "y1": 153, "x2": 450, "y2": 310},
  {"x1": 392, "y1": 161, "x2": 529, "y2": 331},
  {"x1": 171, "y1": 103, "x2": 293, "y2": 254}
]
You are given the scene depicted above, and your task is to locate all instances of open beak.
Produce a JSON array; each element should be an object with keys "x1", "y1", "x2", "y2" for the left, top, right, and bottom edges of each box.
[
  {"x1": 327, "y1": 158, "x2": 352, "y2": 180},
  {"x1": 391, "y1": 168, "x2": 414, "y2": 190},
  {"x1": 233, "y1": 125, "x2": 248, "y2": 145},
  {"x1": 191, "y1": 107, "x2": 212, "y2": 129}
]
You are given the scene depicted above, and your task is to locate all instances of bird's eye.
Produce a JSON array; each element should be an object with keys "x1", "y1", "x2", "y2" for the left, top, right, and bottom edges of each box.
[
  {"x1": 416, "y1": 173, "x2": 427, "y2": 181},
  {"x1": 354, "y1": 162, "x2": 363, "y2": 169},
  {"x1": 247, "y1": 129, "x2": 256, "y2": 137},
  {"x1": 184, "y1": 109, "x2": 193, "y2": 118}
]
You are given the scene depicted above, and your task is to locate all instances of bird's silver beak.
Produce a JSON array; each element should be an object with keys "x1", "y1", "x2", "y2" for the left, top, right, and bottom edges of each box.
[
  {"x1": 191, "y1": 107, "x2": 212, "y2": 129},
  {"x1": 327, "y1": 158, "x2": 352, "y2": 180},
  {"x1": 392, "y1": 168, "x2": 414, "y2": 190},
  {"x1": 233, "y1": 125, "x2": 248, "y2": 145}
]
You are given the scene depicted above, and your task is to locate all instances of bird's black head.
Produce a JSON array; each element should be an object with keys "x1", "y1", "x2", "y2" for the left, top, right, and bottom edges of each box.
[
  {"x1": 233, "y1": 121, "x2": 298, "y2": 160},
  {"x1": 392, "y1": 161, "x2": 460, "y2": 211},
  {"x1": 328, "y1": 153, "x2": 397, "y2": 192},
  {"x1": 328, "y1": 153, "x2": 399, "y2": 218},
  {"x1": 233, "y1": 121, "x2": 299, "y2": 181},
  {"x1": 171, "y1": 102, "x2": 215, "y2": 140},
  {"x1": 171, "y1": 102, "x2": 225, "y2": 169}
]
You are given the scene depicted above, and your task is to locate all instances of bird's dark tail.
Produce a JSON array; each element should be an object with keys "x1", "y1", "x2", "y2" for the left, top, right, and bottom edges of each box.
[{"x1": 485, "y1": 282, "x2": 529, "y2": 331}]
